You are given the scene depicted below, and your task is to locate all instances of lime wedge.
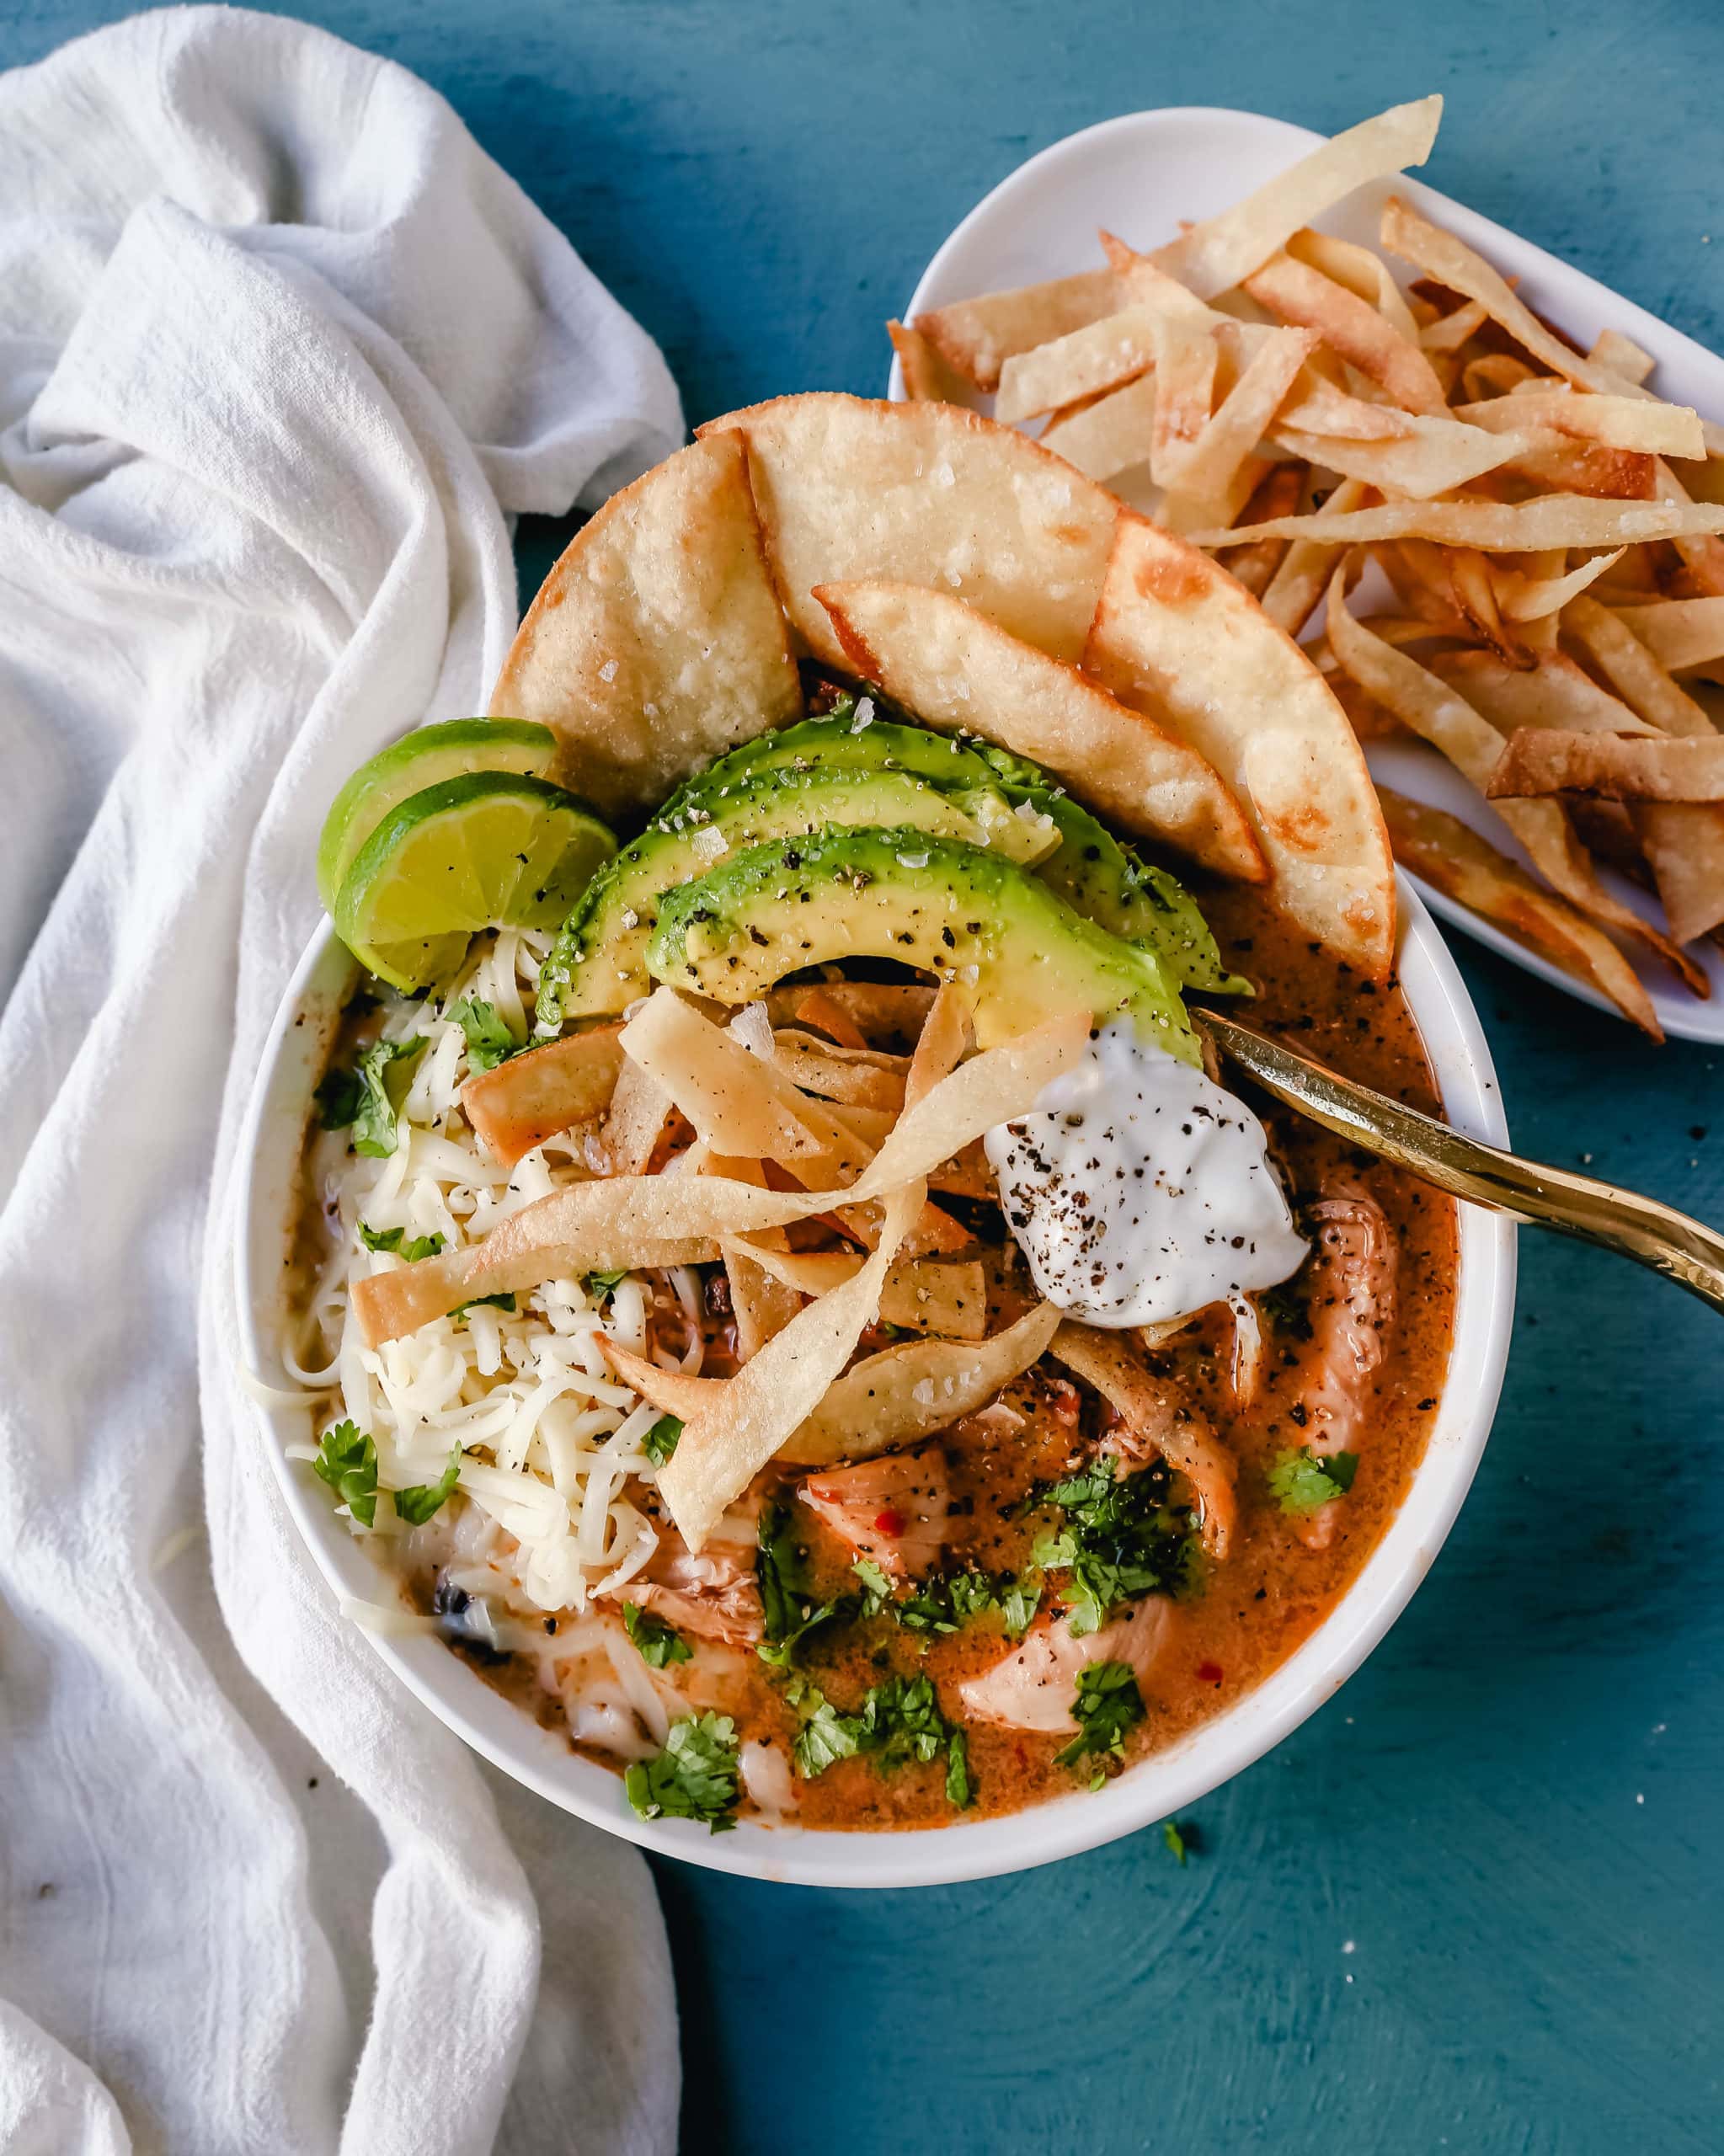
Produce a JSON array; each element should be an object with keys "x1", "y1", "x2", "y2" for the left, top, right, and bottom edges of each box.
[
  {"x1": 316, "y1": 718, "x2": 558, "y2": 914},
  {"x1": 334, "y1": 773, "x2": 616, "y2": 991}
]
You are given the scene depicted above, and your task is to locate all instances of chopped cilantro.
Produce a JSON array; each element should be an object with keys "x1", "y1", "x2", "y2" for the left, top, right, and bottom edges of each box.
[
  {"x1": 856, "y1": 1673, "x2": 950, "y2": 1768},
  {"x1": 623, "y1": 1601, "x2": 692, "y2": 1669},
  {"x1": 999, "y1": 1576, "x2": 1043, "y2": 1638},
  {"x1": 623, "y1": 1712, "x2": 739, "y2": 1832},
  {"x1": 392, "y1": 1444, "x2": 462, "y2": 1526},
  {"x1": 448, "y1": 996, "x2": 521, "y2": 1074},
  {"x1": 1268, "y1": 1447, "x2": 1358, "y2": 1514},
  {"x1": 358, "y1": 1219, "x2": 446, "y2": 1261},
  {"x1": 312, "y1": 1420, "x2": 378, "y2": 1527},
  {"x1": 786, "y1": 1671, "x2": 973, "y2": 1806},
  {"x1": 791, "y1": 1689, "x2": 863, "y2": 1777},
  {"x1": 1161, "y1": 1818, "x2": 1198, "y2": 1865},
  {"x1": 1026, "y1": 1459, "x2": 1197, "y2": 1635},
  {"x1": 852, "y1": 1556, "x2": 894, "y2": 1614},
  {"x1": 315, "y1": 1037, "x2": 427, "y2": 1158},
  {"x1": 944, "y1": 1728, "x2": 973, "y2": 1810},
  {"x1": 853, "y1": 1559, "x2": 1041, "y2": 1639},
  {"x1": 451, "y1": 1291, "x2": 516, "y2": 1322},
  {"x1": 755, "y1": 1501, "x2": 852, "y2": 1667},
  {"x1": 1054, "y1": 1660, "x2": 1146, "y2": 1772},
  {"x1": 642, "y1": 1414, "x2": 682, "y2": 1468},
  {"x1": 584, "y1": 1267, "x2": 630, "y2": 1299}
]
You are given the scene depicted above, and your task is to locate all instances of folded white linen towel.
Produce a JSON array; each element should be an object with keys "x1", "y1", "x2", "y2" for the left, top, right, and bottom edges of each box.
[{"x1": 0, "y1": 10, "x2": 686, "y2": 2153}]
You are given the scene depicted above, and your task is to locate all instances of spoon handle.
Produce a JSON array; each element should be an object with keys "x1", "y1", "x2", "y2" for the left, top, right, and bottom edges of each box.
[{"x1": 1194, "y1": 1007, "x2": 1724, "y2": 1316}]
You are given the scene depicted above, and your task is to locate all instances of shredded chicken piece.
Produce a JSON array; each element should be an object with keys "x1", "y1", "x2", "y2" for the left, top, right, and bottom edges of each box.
[
  {"x1": 621, "y1": 1527, "x2": 764, "y2": 1646},
  {"x1": 1294, "y1": 1183, "x2": 1397, "y2": 1550},
  {"x1": 798, "y1": 1445, "x2": 952, "y2": 1579},
  {"x1": 959, "y1": 1598, "x2": 1174, "y2": 1734}
]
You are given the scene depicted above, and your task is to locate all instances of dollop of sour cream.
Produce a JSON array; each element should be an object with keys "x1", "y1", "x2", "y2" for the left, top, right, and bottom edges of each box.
[{"x1": 984, "y1": 1019, "x2": 1307, "y2": 1328}]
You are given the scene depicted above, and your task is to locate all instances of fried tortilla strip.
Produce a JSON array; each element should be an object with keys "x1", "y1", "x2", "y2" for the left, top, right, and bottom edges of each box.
[
  {"x1": 1419, "y1": 297, "x2": 1489, "y2": 353},
  {"x1": 1187, "y1": 494, "x2": 1724, "y2": 552},
  {"x1": 1244, "y1": 249, "x2": 1447, "y2": 414},
  {"x1": 1324, "y1": 568, "x2": 1700, "y2": 986},
  {"x1": 777, "y1": 1301, "x2": 1062, "y2": 1467},
  {"x1": 1218, "y1": 462, "x2": 1305, "y2": 597},
  {"x1": 1085, "y1": 511, "x2": 1394, "y2": 976},
  {"x1": 1494, "y1": 549, "x2": 1625, "y2": 622},
  {"x1": 1609, "y1": 597, "x2": 1724, "y2": 675},
  {"x1": 1049, "y1": 1321, "x2": 1237, "y2": 1557},
  {"x1": 1038, "y1": 372, "x2": 1159, "y2": 481},
  {"x1": 351, "y1": 1011, "x2": 1087, "y2": 1342},
  {"x1": 734, "y1": 1245, "x2": 990, "y2": 1339},
  {"x1": 1271, "y1": 414, "x2": 1540, "y2": 500},
  {"x1": 1152, "y1": 96, "x2": 1443, "y2": 299},
  {"x1": 1258, "y1": 476, "x2": 1369, "y2": 636},
  {"x1": 1285, "y1": 226, "x2": 1422, "y2": 340},
  {"x1": 654, "y1": 983, "x2": 977, "y2": 1547},
  {"x1": 619, "y1": 990, "x2": 828, "y2": 1161},
  {"x1": 1160, "y1": 326, "x2": 1316, "y2": 515},
  {"x1": 1442, "y1": 634, "x2": 1724, "y2": 945},
  {"x1": 816, "y1": 577, "x2": 1263, "y2": 879},
  {"x1": 911, "y1": 265, "x2": 1120, "y2": 392},
  {"x1": 1453, "y1": 391, "x2": 1703, "y2": 460},
  {"x1": 701, "y1": 394, "x2": 1118, "y2": 664},
  {"x1": 1565, "y1": 595, "x2": 1719, "y2": 738},
  {"x1": 995, "y1": 306, "x2": 1161, "y2": 424},
  {"x1": 1147, "y1": 313, "x2": 1220, "y2": 481},
  {"x1": 768, "y1": 1030, "x2": 906, "y2": 1110},
  {"x1": 888, "y1": 318, "x2": 966, "y2": 403},
  {"x1": 599, "y1": 1054, "x2": 672, "y2": 1177},
  {"x1": 1652, "y1": 461, "x2": 1724, "y2": 598},
  {"x1": 1379, "y1": 788, "x2": 1660, "y2": 1038},
  {"x1": 1487, "y1": 730, "x2": 1724, "y2": 803},
  {"x1": 491, "y1": 432, "x2": 801, "y2": 819},
  {"x1": 1590, "y1": 328, "x2": 1656, "y2": 385},
  {"x1": 766, "y1": 981, "x2": 936, "y2": 1047},
  {"x1": 462, "y1": 1026, "x2": 624, "y2": 1167}
]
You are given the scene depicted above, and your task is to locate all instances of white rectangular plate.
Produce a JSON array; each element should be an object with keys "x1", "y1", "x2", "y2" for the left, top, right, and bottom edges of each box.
[{"x1": 890, "y1": 105, "x2": 1724, "y2": 1043}]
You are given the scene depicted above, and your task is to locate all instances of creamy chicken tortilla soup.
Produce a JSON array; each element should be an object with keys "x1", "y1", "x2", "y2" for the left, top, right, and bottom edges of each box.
[{"x1": 291, "y1": 673, "x2": 1453, "y2": 1837}]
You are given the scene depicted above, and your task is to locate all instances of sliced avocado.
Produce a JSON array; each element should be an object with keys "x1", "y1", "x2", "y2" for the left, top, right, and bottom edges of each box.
[
  {"x1": 533, "y1": 764, "x2": 1058, "y2": 1032},
  {"x1": 646, "y1": 827, "x2": 1198, "y2": 1065},
  {"x1": 663, "y1": 708, "x2": 1242, "y2": 995}
]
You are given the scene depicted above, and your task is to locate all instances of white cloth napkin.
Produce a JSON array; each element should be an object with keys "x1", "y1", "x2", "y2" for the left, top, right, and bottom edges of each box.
[{"x1": 0, "y1": 9, "x2": 687, "y2": 2153}]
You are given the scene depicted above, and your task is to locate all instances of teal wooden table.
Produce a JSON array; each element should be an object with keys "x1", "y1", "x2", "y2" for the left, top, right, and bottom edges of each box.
[{"x1": 13, "y1": 2, "x2": 1720, "y2": 2146}]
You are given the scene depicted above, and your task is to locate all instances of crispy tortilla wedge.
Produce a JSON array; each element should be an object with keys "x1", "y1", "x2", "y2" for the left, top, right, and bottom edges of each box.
[
  {"x1": 1083, "y1": 511, "x2": 1395, "y2": 977},
  {"x1": 490, "y1": 431, "x2": 801, "y2": 819},
  {"x1": 814, "y1": 577, "x2": 1263, "y2": 878},
  {"x1": 699, "y1": 393, "x2": 1120, "y2": 666}
]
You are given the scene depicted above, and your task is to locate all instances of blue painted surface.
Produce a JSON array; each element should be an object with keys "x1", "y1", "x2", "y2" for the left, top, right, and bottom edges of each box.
[{"x1": 10, "y1": 1, "x2": 1722, "y2": 2147}]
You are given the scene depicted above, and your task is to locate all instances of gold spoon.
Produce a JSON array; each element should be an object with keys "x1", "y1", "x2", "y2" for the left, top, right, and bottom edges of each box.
[{"x1": 1193, "y1": 1006, "x2": 1724, "y2": 1316}]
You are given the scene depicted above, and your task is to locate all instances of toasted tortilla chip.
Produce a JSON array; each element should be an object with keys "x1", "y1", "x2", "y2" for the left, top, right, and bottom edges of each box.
[
  {"x1": 1325, "y1": 574, "x2": 1703, "y2": 986},
  {"x1": 994, "y1": 306, "x2": 1162, "y2": 424},
  {"x1": 1188, "y1": 494, "x2": 1724, "y2": 553},
  {"x1": 1590, "y1": 328, "x2": 1656, "y2": 385},
  {"x1": 1152, "y1": 97, "x2": 1442, "y2": 299},
  {"x1": 723, "y1": 1244, "x2": 803, "y2": 1362},
  {"x1": 462, "y1": 1026, "x2": 623, "y2": 1167},
  {"x1": 598, "y1": 1054, "x2": 672, "y2": 1177},
  {"x1": 768, "y1": 1030, "x2": 907, "y2": 1109},
  {"x1": 1454, "y1": 391, "x2": 1703, "y2": 460},
  {"x1": 1244, "y1": 249, "x2": 1447, "y2": 414},
  {"x1": 1609, "y1": 597, "x2": 1724, "y2": 674},
  {"x1": 814, "y1": 577, "x2": 1263, "y2": 879},
  {"x1": 1379, "y1": 788, "x2": 1660, "y2": 1038},
  {"x1": 352, "y1": 1012, "x2": 1087, "y2": 1344},
  {"x1": 700, "y1": 394, "x2": 1118, "y2": 665},
  {"x1": 1161, "y1": 326, "x2": 1316, "y2": 513},
  {"x1": 912, "y1": 266, "x2": 1120, "y2": 392},
  {"x1": 491, "y1": 432, "x2": 801, "y2": 819},
  {"x1": 1049, "y1": 1321, "x2": 1236, "y2": 1556},
  {"x1": 778, "y1": 1301, "x2": 1061, "y2": 1466},
  {"x1": 1099, "y1": 231, "x2": 1221, "y2": 320},
  {"x1": 888, "y1": 318, "x2": 965, "y2": 403},
  {"x1": 1487, "y1": 730, "x2": 1724, "y2": 803},
  {"x1": 1564, "y1": 595, "x2": 1717, "y2": 739},
  {"x1": 1508, "y1": 440, "x2": 1655, "y2": 501},
  {"x1": 1272, "y1": 414, "x2": 1537, "y2": 500},
  {"x1": 1417, "y1": 297, "x2": 1488, "y2": 354},
  {"x1": 1285, "y1": 226, "x2": 1422, "y2": 341},
  {"x1": 1038, "y1": 372, "x2": 1159, "y2": 480},
  {"x1": 1653, "y1": 461, "x2": 1724, "y2": 598},
  {"x1": 1083, "y1": 512, "x2": 1394, "y2": 975}
]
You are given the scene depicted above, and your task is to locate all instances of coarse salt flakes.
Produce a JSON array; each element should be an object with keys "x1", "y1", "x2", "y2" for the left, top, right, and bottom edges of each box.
[
  {"x1": 851, "y1": 696, "x2": 876, "y2": 733},
  {"x1": 598, "y1": 659, "x2": 618, "y2": 683}
]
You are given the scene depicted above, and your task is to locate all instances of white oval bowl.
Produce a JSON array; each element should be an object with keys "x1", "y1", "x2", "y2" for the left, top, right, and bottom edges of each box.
[{"x1": 238, "y1": 871, "x2": 1513, "y2": 1888}]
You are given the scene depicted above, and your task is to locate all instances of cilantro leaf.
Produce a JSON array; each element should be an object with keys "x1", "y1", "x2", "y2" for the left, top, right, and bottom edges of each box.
[
  {"x1": 642, "y1": 1414, "x2": 682, "y2": 1468},
  {"x1": 1054, "y1": 1660, "x2": 1146, "y2": 1772},
  {"x1": 448, "y1": 996, "x2": 521, "y2": 1074},
  {"x1": 358, "y1": 1219, "x2": 446, "y2": 1262},
  {"x1": 852, "y1": 1556, "x2": 895, "y2": 1615},
  {"x1": 584, "y1": 1268, "x2": 630, "y2": 1299},
  {"x1": 1268, "y1": 1447, "x2": 1358, "y2": 1514},
  {"x1": 623, "y1": 1712, "x2": 740, "y2": 1832},
  {"x1": 1161, "y1": 1818, "x2": 1197, "y2": 1865},
  {"x1": 392, "y1": 1444, "x2": 462, "y2": 1526},
  {"x1": 945, "y1": 1728, "x2": 973, "y2": 1810},
  {"x1": 623, "y1": 1601, "x2": 692, "y2": 1669},
  {"x1": 999, "y1": 1575, "x2": 1043, "y2": 1638},
  {"x1": 853, "y1": 1560, "x2": 1040, "y2": 1638},
  {"x1": 451, "y1": 1291, "x2": 516, "y2": 1322},
  {"x1": 1025, "y1": 1459, "x2": 1197, "y2": 1635},
  {"x1": 312, "y1": 1420, "x2": 378, "y2": 1527},
  {"x1": 755, "y1": 1598, "x2": 847, "y2": 1669},
  {"x1": 323, "y1": 1037, "x2": 428, "y2": 1158},
  {"x1": 854, "y1": 1673, "x2": 950, "y2": 1768},
  {"x1": 792, "y1": 1691, "x2": 862, "y2": 1777},
  {"x1": 755, "y1": 1501, "x2": 853, "y2": 1667}
]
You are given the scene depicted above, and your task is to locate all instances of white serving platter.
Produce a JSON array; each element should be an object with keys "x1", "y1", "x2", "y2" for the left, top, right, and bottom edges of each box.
[{"x1": 889, "y1": 105, "x2": 1724, "y2": 1043}]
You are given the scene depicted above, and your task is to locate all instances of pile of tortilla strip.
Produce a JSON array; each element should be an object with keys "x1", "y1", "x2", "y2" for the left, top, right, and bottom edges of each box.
[
  {"x1": 343, "y1": 96, "x2": 1724, "y2": 1561},
  {"x1": 893, "y1": 93, "x2": 1724, "y2": 1040}
]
